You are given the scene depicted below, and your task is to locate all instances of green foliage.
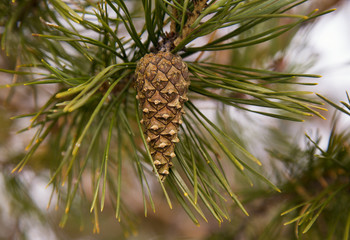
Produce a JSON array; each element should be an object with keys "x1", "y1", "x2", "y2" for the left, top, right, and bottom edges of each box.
[
  {"x1": 203, "y1": 109, "x2": 350, "y2": 240},
  {"x1": 0, "y1": 0, "x2": 344, "y2": 236},
  {"x1": 273, "y1": 120, "x2": 350, "y2": 239},
  {"x1": 317, "y1": 92, "x2": 350, "y2": 116}
]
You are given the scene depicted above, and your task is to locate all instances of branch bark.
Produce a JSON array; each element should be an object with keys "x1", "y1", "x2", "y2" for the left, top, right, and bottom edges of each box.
[{"x1": 173, "y1": 0, "x2": 208, "y2": 47}]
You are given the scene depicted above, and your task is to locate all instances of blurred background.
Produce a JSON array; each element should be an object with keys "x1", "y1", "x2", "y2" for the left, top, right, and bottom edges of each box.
[{"x1": 0, "y1": 0, "x2": 349, "y2": 239}]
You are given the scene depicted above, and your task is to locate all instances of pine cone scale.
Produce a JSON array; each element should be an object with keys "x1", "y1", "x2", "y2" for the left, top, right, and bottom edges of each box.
[{"x1": 135, "y1": 51, "x2": 189, "y2": 181}]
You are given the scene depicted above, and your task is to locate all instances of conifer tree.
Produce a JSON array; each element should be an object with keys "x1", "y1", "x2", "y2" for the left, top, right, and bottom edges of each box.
[{"x1": 1, "y1": 0, "x2": 349, "y2": 239}]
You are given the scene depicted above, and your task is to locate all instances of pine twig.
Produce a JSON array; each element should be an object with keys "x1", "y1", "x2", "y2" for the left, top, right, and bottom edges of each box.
[
  {"x1": 170, "y1": 4, "x2": 178, "y2": 34},
  {"x1": 173, "y1": 0, "x2": 208, "y2": 47}
]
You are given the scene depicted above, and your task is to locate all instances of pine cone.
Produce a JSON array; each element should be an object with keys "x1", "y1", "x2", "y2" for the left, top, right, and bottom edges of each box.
[{"x1": 135, "y1": 51, "x2": 190, "y2": 181}]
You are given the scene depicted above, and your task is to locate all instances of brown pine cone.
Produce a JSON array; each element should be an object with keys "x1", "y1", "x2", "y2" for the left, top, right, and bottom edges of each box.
[{"x1": 135, "y1": 51, "x2": 190, "y2": 181}]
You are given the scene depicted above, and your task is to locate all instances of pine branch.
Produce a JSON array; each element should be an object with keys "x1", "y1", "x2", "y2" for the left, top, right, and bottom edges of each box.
[{"x1": 0, "y1": 0, "x2": 341, "y2": 233}]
